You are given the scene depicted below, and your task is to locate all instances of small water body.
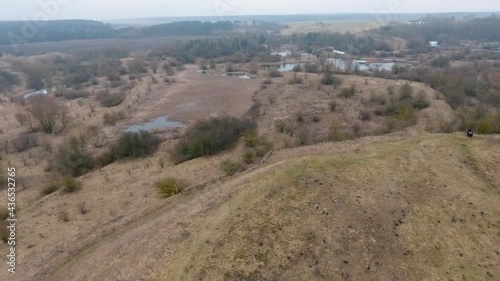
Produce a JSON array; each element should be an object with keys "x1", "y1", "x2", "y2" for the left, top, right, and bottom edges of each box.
[
  {"x1": 328, "y1": 58, "x2": 398, "y2": 72},
  {"x1": 278, "y1": 64, "x2": 300, "y2": 72},
  {"x1": 222, "y1": 72, "x2": 251, "y2": 79},
  {"x1": 125, "y1": 115, "x2": 183, "y2": 133},
  {"x1": 24, "y1": 89, "x2": 48, "y2": 99}
]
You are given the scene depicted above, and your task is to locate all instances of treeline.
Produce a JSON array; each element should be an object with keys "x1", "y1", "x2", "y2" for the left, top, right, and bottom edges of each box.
[
  {"x1": 0, "y1": 20, "x2": 114, "y2": 45},
  {"x1": 8, "y1": 46, "x2": 131, "y2": 90},
  {"x1": 289, "y1": 32, "x2": 376, "y2": 55},
  {"x1": 141, "y1": 21, "x2": 234, "y2": 36},
  {"x1": 0, "y1": 20, "x2": 282, "y2": 46},
  {"x1": 379, "y1": 15, "x2": 500, "y2": 47},
  {"x1": 150, "y1": 35, "x2": 270, "y2": 63}
]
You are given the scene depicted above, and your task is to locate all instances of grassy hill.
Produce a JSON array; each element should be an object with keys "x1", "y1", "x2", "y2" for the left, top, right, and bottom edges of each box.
[{"x1": 35, "y1": 133, "x2": 500, "y2": 281}]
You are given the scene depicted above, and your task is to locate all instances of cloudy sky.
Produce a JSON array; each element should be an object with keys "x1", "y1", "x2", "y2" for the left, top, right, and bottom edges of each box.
[{"x1": 1, "y1": 0, "x2": 499, "y2": 21}]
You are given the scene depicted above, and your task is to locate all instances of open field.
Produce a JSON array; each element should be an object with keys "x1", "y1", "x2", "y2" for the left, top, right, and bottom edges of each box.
[
  {"x1": 282, "y1": 20, "x2": 381, "y2": 35},
  {"x1": 0, "y1": 36, "x2": 199, "y2": 55},
  {"x1": 7, "y1": 133, "x2": 497, "y2": 281},
  {"x1": 281, "y1": 16, "x2": 421, "y2": 35}
]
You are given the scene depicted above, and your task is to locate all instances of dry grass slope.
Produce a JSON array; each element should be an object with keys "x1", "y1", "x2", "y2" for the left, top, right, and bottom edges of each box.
[
  {"x1": 161, "y1": 134, "x2": 500, "y2": 281},
  {"x1": 12, "y1": 133, "x2": 496, "y2": 281}
]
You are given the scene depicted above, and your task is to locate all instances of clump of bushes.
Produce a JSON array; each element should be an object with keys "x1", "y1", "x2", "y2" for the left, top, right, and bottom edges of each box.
[
  {"x1": 292, "y1": 64, "x2": 302, "y2": 72},
  {"x1": 52, "y1": 136, "x2": 95, "y2": 177},
  {"x1": 360, "y1": 110, "x2": 372, "y2": 121},
  {"x1": 321, "y1": 71, "x2": 342, "y2": 87},
  {"x1": 382, "y1": 85, "x2": 431, "y2": 124},
  {"x1": 58, "y1": 210, "x2": 70, "y2": 222},
  {"x1": 99, "y1": 132, "x2": 162, "y2": 166},
  {"x1": 103, "y1": 111, "x2": 126, "y2": 126},
  {"x1": 267, "y1": 67, "x2": 282, "y2": 78},
  {"x1": 328, "y1": 101, "x2": 337, "y2": 112},
  {"x1": 296, "y1": 129, "x2": 310, "y2": 146},
  {"x1": 248, "y1": 62, "x2": 258, "y2": 74},
  {"x1": 242, "y1": 150, "x2": 256, "y2": 164},
  {"x1": 97, "y1": 91, "x2": 126, "y2": 107},
  {"x1": 303, "y1": 63, "x2": 318, "y2": 73},
  {"x1": 226, "y1": 62, "x2": 238, "y2": 72},
  {"x1": 413, "y1": 91, "x2": 431, "y2": 109},
  {"x1": 243, "y1": 130, "x2": 259, "y2": 147},
  {"x1": 242, "y1": 129, "x2": 273, "y2": 163},
  {"x1": 11, "y1": 133, "x2": 38, "y2": 152},
  {"x1": 62, "y1": 176, "x2": 81, "y2": 193},
  {"x1": 170, "y1": 116, "x2": 255, "y2": 164},
  {"x1": 459, "y1": 106, "x2": 499, "y2": 134},
  {"x1": 155, "y1": 178, "x2": 186, "y2": 198},
  {"x1": 274, "y1": 119, "x2": 286, "y2": 133},
  {"x1": 220, "y1": 160, "x2": 242, "y2": 176},
  {"x1": 163, "y1": 63, "x2": 176, "y2": 76},
  {"x1": 370, "y1": 92, "x2": 386, "y2": 105},
  {"x1": 288, "y1": 73, "x2": 303, "y2": 85},
  {"x1": 41, "y1": 176, "x2": 81, "y2": 196},
  {"x1": 41, "y1": 181, "x2": 61, "y2": 197},
  {"x1": 399, "y1": 83, "x2": 413, "y2": 100},
  {"x1": 339, "y1": 84, "x2": 356, "y2": 98}
]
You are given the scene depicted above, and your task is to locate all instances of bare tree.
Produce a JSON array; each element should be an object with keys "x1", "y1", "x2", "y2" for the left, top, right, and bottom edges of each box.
[
  {"x1": 151, "y1": 59, "x2": 158, "y2": 74},
  {"x1": 58, "y1": 106, "x2": 70, "y2": 134},
  {"x1": 25, "y1": 95, "x2": 68, "y2": 134},
  {"x1": 85, "y1": 125, "x2": 107, "y2": 148},
  {"x1": 14, "y1": 112, "x2": 27, "y2": 126}
]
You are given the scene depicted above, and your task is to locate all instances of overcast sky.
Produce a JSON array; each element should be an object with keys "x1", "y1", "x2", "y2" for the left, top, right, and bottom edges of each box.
[{"x1": 1, "y1": 0, "x2": 499, "y2": 21}]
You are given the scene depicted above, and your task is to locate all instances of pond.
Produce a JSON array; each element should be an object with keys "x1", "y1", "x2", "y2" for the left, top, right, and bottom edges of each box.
[
  {"x1": 125, "y1": 115, "x2": 183, "y2": 133},
  {"x1": 328, "y1": 58, "x2": 398, "y2": 72},
  {"x1": 278, "y1": 64, "x2": 300, "y2": 72},
  {"x1": 24, "y1": 89, "x2": 48, "y2": 99},
  {"x1": 221, "y1": 72, "x2": 252, "y2": 79}
]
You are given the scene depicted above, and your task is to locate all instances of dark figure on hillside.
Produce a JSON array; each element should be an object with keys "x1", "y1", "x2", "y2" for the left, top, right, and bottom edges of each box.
[{"x1": 467, "y1": 128, "x2": 474, "y2": 138}]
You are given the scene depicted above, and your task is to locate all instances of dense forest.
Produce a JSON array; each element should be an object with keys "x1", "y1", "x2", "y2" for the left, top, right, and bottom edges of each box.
[
  {"x1": 141, "y1": 21, "x2": 234, "y2": 36},
  {"x1": 290, "y1": 32, "x2": 376, "y2": 55},
  {"x1": 150, "y1": 35, "x2": 270, "y2": 63}
]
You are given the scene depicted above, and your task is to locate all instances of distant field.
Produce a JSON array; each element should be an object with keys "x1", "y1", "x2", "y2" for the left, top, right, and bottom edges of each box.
[
  {"x1": 282, "y1": 20, "x2": 379, "y2": 34},
  {"x1": 282, "y1": 16, "x2": 421, "y2": 34},
  {"x1": 0, "y1": 36, "x2": 196, "y2": 55}
]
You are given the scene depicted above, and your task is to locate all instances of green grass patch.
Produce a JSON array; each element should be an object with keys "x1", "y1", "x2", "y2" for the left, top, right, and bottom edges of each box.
[{"x1": 155, "y1": 178, "x2": 186, "y2": 198}]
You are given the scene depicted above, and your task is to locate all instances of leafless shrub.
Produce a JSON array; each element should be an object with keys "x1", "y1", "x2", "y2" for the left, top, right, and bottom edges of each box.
[
  {"x1": 78, "y1": 202, "x2": 89, "y2": 215},
  {"x1": 14, "y1": 112, "x2": 28, "y2": 126},
  {"x1": 103, "y1": 111, "x2": 126, "y2": 126},
  {"x1": 86, "y1": 126, "x2": 107, "y2": 148},
  {"x1": 25, "y1": 95, "x2": 69, "y2": 134},
  {"x1": 58, "y1": 210, "x2": 70, "y2": 222},
  {"x1": 11, "y1": 133, "x2": 38, "y2": 152},
  {"x1": 360, "y1": 110, "x2": 372, "y2": 121}
]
